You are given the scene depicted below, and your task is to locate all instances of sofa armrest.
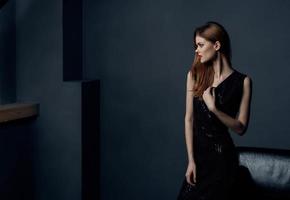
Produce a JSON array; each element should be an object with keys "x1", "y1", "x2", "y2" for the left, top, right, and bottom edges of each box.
[{"x1": 235, "y1": 146, "x2": 290, "y2": 200}]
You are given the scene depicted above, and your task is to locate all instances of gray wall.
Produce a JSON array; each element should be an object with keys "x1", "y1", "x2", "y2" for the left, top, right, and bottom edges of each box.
[
  {"x1": 84, "y1": 0, "x2": 290, "y2": 199},
  {"x1": 16, "y1": 0, "x2": 82, "y2": 199}
]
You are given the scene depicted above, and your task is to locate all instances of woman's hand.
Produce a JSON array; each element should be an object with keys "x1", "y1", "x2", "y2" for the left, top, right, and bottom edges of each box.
[
  {"x1": 202, "y1": 87, "x2": 216, "y2": 112},
  {"x1": 185, "y1": 160, "x2": 196, "y2": 186}
]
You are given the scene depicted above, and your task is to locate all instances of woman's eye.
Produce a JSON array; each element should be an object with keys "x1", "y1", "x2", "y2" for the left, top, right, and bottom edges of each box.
[
  {"x1": 196, "y1": 44, "x2": 203, "y2": 48},
  {"x1": 194, "y1": 44, "x2": 204, "y2": 49}
]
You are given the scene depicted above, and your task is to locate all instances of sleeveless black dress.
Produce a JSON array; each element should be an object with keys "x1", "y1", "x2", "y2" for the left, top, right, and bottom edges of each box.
[{"x1": 177, "y1": 70, "x2": 247, "y2": 200}]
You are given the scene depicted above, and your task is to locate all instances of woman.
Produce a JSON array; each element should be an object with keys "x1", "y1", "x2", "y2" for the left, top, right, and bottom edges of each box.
[{"x1": 177, "y1": 21, "x2": 252, "y2": 200}]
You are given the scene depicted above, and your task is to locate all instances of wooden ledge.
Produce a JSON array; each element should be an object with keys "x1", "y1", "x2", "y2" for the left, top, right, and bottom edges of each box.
[{"x1": 0, "y1": 103, "x2": 39, "y2": 123}]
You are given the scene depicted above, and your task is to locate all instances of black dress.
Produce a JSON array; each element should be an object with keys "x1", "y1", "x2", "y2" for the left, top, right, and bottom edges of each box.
[{"x1": 177, "y1": 70, "x2": 247, "y2": 200}]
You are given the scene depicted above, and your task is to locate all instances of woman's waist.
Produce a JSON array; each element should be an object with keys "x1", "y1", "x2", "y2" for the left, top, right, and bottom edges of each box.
[
  {"x1": 194, "y1": 125, "x2": 233, "y2": 142},
  {"x1": 194, "y1": 122, "x2": 228, "y2": 134}
]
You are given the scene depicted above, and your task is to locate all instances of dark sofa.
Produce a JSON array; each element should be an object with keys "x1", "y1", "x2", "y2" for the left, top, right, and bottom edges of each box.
[{"x1": 235, "y1": 146, "x2": 290, "y2": 200}]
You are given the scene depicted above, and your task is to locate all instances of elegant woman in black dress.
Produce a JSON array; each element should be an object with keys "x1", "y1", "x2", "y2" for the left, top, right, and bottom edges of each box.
[{"x1": 177, "y1": 21, "x2": 252, "y2": 200}]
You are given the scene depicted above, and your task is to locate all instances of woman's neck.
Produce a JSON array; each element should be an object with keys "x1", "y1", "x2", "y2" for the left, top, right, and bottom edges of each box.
[{"x1": 212, "y1": 53, "x2": 233, "y2": 79}]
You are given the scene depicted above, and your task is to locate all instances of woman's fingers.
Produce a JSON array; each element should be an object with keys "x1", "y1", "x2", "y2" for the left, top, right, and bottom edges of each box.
[
  {"x1": 203, "y1": 86, "x2": 213, "y2": 98},
  {"x1": 202, "y1": 87, "x2": 209, "y2": 100},
  {"x1": 185, "y1": 161, "x2": 197, "y2": 186},
  {"x1": 205, "y1": 87, "x2": 211, "y2": 94},
  {"x1": 186, "y1": 174, "x2": 193, "y2": 185},
  {"x1": 186, "y1": 172, "x2": 195, "y2": 186}
]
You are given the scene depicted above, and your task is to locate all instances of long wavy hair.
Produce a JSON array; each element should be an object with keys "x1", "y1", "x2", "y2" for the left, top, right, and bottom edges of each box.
[{"x1": 190, "y1": 21, "x2": 232, "y2": 98}]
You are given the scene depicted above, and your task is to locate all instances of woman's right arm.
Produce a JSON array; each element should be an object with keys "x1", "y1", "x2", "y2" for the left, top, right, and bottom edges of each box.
[
  {"x1": 184, "y1": 70, "x2": 195, "y2": 162},
  {"x1": 184, "y1": 71, "x2": 196, "y2": 185}
]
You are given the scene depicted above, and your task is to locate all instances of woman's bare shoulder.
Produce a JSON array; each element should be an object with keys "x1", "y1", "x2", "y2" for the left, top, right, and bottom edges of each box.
[
  {"x1": 186, "y1": 70, "x2": 195, "y2": 81},
  {"x1": 243, "y1": 76, "x2": 252, "y2": 90},
  {"x1": 187, "y1": 70, "x2": 192, "y2": 77},
  {"x1": 186, "y1": 70, "x2": 195, "y2": 92}
]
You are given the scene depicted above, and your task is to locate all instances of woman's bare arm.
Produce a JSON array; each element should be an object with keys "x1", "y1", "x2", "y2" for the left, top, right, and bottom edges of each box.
[
  {"x1": 211, "y1": 76, "x2": 252, "y2": 135},
  {"x1": 184, "y1": 71, "x2": 195, "y2": 161}
]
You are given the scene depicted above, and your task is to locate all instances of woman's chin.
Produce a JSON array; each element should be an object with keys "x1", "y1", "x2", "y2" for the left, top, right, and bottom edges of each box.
[{"x1": 198, "y1": 57, "x2": 208, "y2": 64}]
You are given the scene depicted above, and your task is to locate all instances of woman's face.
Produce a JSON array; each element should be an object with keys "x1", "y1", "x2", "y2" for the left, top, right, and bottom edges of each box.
[{"x1": 195, "y1": 35, "x2": 218, "y2": 63}]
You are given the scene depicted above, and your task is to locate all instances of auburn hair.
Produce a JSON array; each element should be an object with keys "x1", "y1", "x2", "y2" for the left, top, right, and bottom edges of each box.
[{"x1": 190, "y1": 21, "x2": 232, "y2": 98}]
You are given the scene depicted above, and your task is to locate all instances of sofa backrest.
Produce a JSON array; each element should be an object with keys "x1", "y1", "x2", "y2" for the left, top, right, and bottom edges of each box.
[{"x1": 236, "y1": 146, "x2": 290, "y2": 199}]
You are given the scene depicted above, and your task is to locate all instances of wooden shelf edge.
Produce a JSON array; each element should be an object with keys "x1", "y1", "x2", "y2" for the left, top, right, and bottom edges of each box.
[{"x1": 0, "y1": 102, "x2": 39, "y2": 123}]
